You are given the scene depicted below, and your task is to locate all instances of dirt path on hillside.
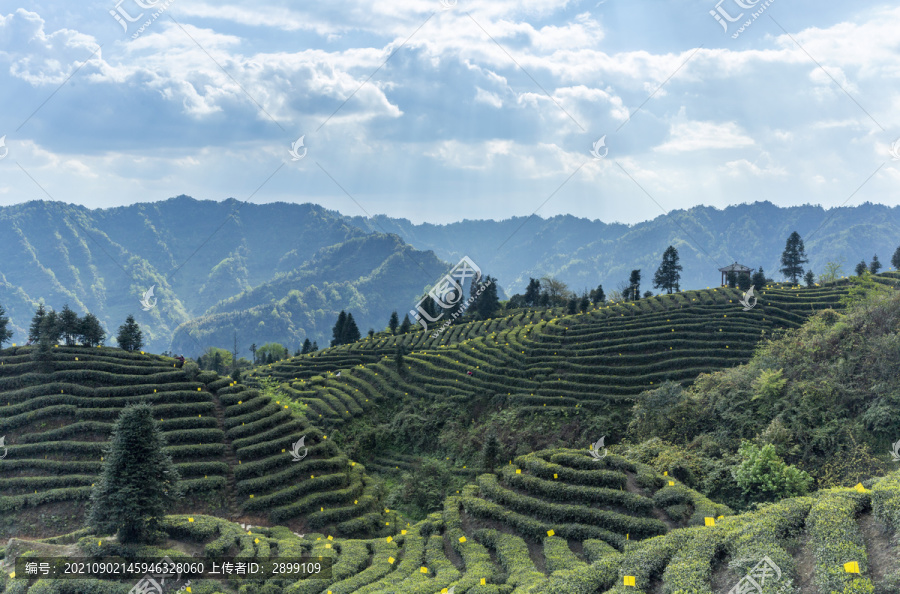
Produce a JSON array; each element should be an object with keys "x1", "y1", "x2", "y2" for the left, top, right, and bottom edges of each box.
[
  {"x1": 210, "y1": 391, "x2": 241, "y2": 520},
  {"x1": 859, "y1": 512, "x2": 898, "y2": 586}
]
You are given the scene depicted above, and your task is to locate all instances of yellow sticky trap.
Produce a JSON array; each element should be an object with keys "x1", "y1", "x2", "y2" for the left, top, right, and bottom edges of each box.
[
  {"x1": 669, "y1": 481, "x2": 675, "y2": 486},
  {"x1": 547, "y1": 529, "x2": 555, "y2": 537},
  {"x1": 386, "y1": 536, "x2": 392, "y2": 543},
  {"x1": 663, "y1": 471, "x2": 668, "y2": 476},
  {"x1": 401, "y1": 530, "x2": 407, "y2": 535},
  {"x1": 388, "y1": 557, "x2": 395, "y2": 565},
  {"x1": 553, "y1": 474, "x2": 558, "y2": 479},
  {"x1": 854, "y1": 483, "x2": 867, "y2": 493},
  {"x1": 420, "y1": 567, "x2": 428, "y2": 574},
  {"x1": 516, "y1": 469, "x2": 521, "y2": 474},
  {"x1": 624, "y1": 575, "x2": 636, "y2": 586},
  {"x1": 459, "y1": 536, "x2": 467, "y2": 543},
  {"x1": 188, "y1": 518, "x2": 194, "y2": 522},
  {"x1": 704, "y1": 517, "x2": 715, "y2": 527},
  {"x1": 328, "y1": 535, "x2": 333, "y2": 540},
  {"x1": 325, "y1": 543, "x2": 331, "y2": 549},
  {"x1": 480, "y1": 578, "x2": 486, "y2": 585},
  {"x1": 844, "y1": 561, "x2": 860, "y2": 574}
]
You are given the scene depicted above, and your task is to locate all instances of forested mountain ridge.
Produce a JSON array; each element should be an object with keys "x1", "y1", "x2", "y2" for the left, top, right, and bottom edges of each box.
[{"x1": 1, "y1": 197, "x2": 898, "y2": 356}]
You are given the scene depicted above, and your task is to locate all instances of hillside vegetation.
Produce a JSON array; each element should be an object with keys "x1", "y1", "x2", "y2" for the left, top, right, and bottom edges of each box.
[{"x1": 4, "y1": 277, "x2": 900, "y2": 592}]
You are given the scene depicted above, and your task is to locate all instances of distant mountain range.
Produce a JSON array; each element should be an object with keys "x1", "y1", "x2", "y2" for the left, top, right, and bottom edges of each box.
[{"x1": 1, "y1": 197, "x2": 898, "y2": 355}]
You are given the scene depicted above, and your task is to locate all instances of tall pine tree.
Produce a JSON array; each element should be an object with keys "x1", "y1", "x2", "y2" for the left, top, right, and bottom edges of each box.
[
  {"x1": 87, "y1": 403, "x2": 182, "y2": 543},
  {"x1": 870, "y1": 254, "x2": 882, "y2": 274},
  {"x1": 300, "y1": 338, "x2": 312, "y2": 354},
  {"x1": 331, "y1": 311, "x2": 347, "y2": 347},
  {"x1": 341, "y1": 313, "x2": 361, "y2": 344},
  {"x1": 388, "y1": 311, "x2": 399, "y2": 335},
  {"x1": 29, "y1": 304, "x2": 46, "y2": 343},
  {"x1": 79, "y1": 313, "x2": 106, "y2": 347},
  {"x1": 653, "y1": 246, "x2": 683, "y2": 294},
  {"x1": 780, "y1": 231, "x2": 808, "y2": 283},
  {"x1": 524, "y1": 278, "x2": 541, "y2": 307}
]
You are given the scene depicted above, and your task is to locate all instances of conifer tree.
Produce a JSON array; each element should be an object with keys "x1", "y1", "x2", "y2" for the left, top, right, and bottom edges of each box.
[
  {"x1": 567, "y1": 296, "x2": 578, "y2": 314},
  {"x1": 579, "y1": 292, "x2": 590, "y2": 312},
  {"x1": 116, "y1": 315, "x2": 143, "y2": 352},
  {"x1": 300, "y1": 338, "x2": 312, "y2": 355},
  {"x1": 367, "y1": 328, "x2": 374, "y2": 338},
  {"x1": 870, "y1": 254, "x2": 882, "y2": 274},
  {"x1": 751, "y1": 267, "x2": 767, "y2": 288},
  {"x1": 79, "y1": 313, "x2": 106, "y2": 347},
  {"x1": 342, "y1": 313, "x2": 361, "y2": 344},
  {"x1": 474, "y1": 276, "x2": 500, "y2": 319},
  {"x1": 250, "y1": 343, "x2": 258, "y2": 364},
  {"x1": 59, "y1": 304, "x2": 81, "y2": 346},
  {"x1": 480, "y1": 432, "x2": 500, "y2": 470},
  {"x1": 331, "y1": 311, "x2": 347, "y2": 347},
  {"x1": 523, "y1": 278, "x2": 541, "y2": 307},
  {"x1": 29, "y1": 304, "x2": 47, "y2": 343},
  {"x1": 0, "y1": 303, "x2": 12, "y2": 348},
  {"x1": 804, "y1": 270, "x2": 816, "y2": 288},
  {"x1": 855, "y1": 260, "x2": 868, "y2": 277},
  {"x1": 87, "y1": 403, "x2": 182, "y2": 543},
  {"x1": 738, "y1": 272, "x2": 752, "y2": 291},
  {"x1": 388, "y1": 311, "x2": 399, "y2": 335},
  {"x1": 589, "y1": 284, "x2": 605, "y2": 304},
  {"x1": 653, "y1": 245, "x2": 683, "y2": 294},
  {"x1": 395, "y1": 344, "x2": 406, "y2": 373},
  {"x1": 311, "y1": 341, "x2": 319, "y2": 352},
  {"x1": 628, "y1": 270, "x2": 641, "y2": 300},
  {"x1": 779, "y1": 231, "x2": 808, "y2": 283},
  {"x1": 43, "y1": 310, "x2": 62, "y2": 345},
  {"x1": 892, "y1": 246, "x2": 900, "y2": 271},
  {"x1": 399, "y1": 314, "x2": 412, "y2": 334}
]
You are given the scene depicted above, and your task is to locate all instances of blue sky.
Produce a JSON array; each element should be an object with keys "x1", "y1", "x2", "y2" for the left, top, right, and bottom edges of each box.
[{"x1": 0, "y1": 0, "x2": 898, "y2": 224}]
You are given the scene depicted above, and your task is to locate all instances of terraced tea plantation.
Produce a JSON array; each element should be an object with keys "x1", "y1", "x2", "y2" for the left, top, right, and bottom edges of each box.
[
  {"x1": 0, "y1": 347, "x2": 384, "y2": 539},
  {"x1": 247, "y1": 283, "x2": 852, "y2": 424}
]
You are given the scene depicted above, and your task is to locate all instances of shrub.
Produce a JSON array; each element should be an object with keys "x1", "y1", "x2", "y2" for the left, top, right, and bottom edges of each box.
[{"x1": 734, "y1": 441, "x2": 814, "y2": 505}]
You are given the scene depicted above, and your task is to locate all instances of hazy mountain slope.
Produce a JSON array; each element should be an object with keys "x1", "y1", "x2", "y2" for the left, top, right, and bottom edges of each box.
[
  {"x1": 170, "y1": 233, "x2": 450, "y2": 355},
  {"x1": 347, "y1": 201, "x2": 900, "y2": 294}
]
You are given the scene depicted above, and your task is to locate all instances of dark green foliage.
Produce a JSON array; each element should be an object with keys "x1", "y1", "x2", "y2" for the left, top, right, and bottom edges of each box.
[
  {"x1": 892, "y1": 245, "x2": 900, "y2": 270},
  {"x1": 473, "y1": 276, "x2": 500, "y2": 319},
  {"x1": 398, "y1": 314, "x2": 411, "y2": 334},
  {"x1": 738, "y1": 272, "x2": 752, "y2": 291},
  {"x1": 42, "y1": 309, "x2": 62, "y2": 344},
  {"x1": 624, "y1": 269, "x2": 641, "y2": 300},
  {"x1": 856, "y1": 260, "x2": 868, "y2": 276},
  {"x1": 870, "y1": 254, "x2": 882, "y2": 274},
  {"x1": 0, "y1": 303, "x2": 12, "y2": 348},
  {"x1": 579, "y1": 292, "x2": 590, "y2": 312},
  {"x1": 331, "y1": 310, "x2": 347, "y2": 347},
  {"x1": 59, "y1": 304, "x2": 80, "y2": 346},
  {"x1": 342, "y1": 313, "x2": 361, "y2": 344},
  {"x1": 231, "y1": 368, "x2": 242, "y2": 383},
  {"x1": 567, "y1": 296, "x2": 577, "y2": 314},
  {"x1": 780, "y1": 230, "x2": 808, "y2": 283},
  {"x1": 116, "y1": 315, "x2": 143, "y2": 352},
  {"x1": 79, "y1": 313, "x2": 106, "y2": 347},
  {"x1": 653, "y1": 245, "x2": 682, "y2": 294},
  {"x1": 480, "y1": 432, "x2": 500, "y2": 470},
  {"x1": 311, "y1": 340, "x2": 318, "y2": 352},
  {"x1": 394, "y1": 344, "x2": 406, "y2": 372},
  {"x1": 751, "y1": 267, "x2": 766, "y2": 287},
  {"x1": 524, "y1": 278, "x2": 541, "y2": 306},
  {"x1": 300, "y1": 338, "x2": 312, "y2": 355},
  {"x1": 87, "y1": 403, "x2": 182, "y2": 543},
  {"x1": 28, "y1": 304, "x2": 46, "y2": 343},
  {"x1": 725, "y1": 270, "x2": 737, "y2": 288},
  {"x1": 804, "y1": 270, "x2": 815, "y2": 288},
  {"x1": 388, "y1": 311, "x2": 399, "y2": 335},
  {"x1": 393, "y1": 459, "x2": 457, "y2": 519},
  {"x1": 589, "y1": 284, "x2": 605, "y2": 304},
  {"x1": 367, "y1": 328, "x2": 374, "y2": 338}
]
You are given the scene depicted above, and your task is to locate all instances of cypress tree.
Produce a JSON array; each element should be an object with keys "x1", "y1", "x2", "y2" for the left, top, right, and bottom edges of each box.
[
  {"x1": 59, "y1": 304, "x2": 81, "y2": 346},
  {"x1": 116, "y1": 315, "x2": 143, "y2": 352},
  {"x1": 388, "y1": 311, "x2": 399, "y2": 335},
  {"x1": 804, "y1": 270, "x2": 816, "y2": 288},
  {"x1": 589, "y1": 284, "x2": 605, "y2": 304},
  {"x1": 779, "y1": 231, "x2": 808, "y2": 283},
  {"x1": 87, "y1": 403, "x2": 182, "y2": 543},
  {"x1": 331, "y1": 311, "x2": 347, "y2": 347},
  {"x1": 43, "y1": 310, "x2": 62, "y2": 345},
  {"x1": 29, "y1": 304, "x2": 46, "y2": 343},
  {"x1": 892, "y1": 246, "x2": 900, "y2": 271},
  {"x1": 751, "y1": 267, "x2": 766, "y2": 288},
  {"x1": 523, "y1": 278, "x2": 541, "y2": 307},
  {"x1": 300, "y1": 338, "x2": 312, "y2": 355},
  {"x1": 311, "y1": 341, "x2": 319, "y2": 352},
  {"x1": 79, "y1": 313, "x2": 106, "y2": 347},
  {"x1": 474, "y1": 276, "x2": 500, "y2": 319},
  {"x1": 855, "y1": 260, "x2": 868, "y2": 277},
  {"x1": 738, "y1": 272, "x2": 752, "y2": 291},
  {"x1": 628, "y1": 270, "x2": 641, "y2": 300},
  {"x1": 399, "y1": 314, "x2": 412, "y2": 334},
  {"x1": 342, "y1": 313, "x2": 361, "y2": 344},
  {"x1": 579, "y1": 292, "x2": 590, "y2": 312},
  {"x1": 870, "y1": 254, "x2": 882, "y2": 274}
]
